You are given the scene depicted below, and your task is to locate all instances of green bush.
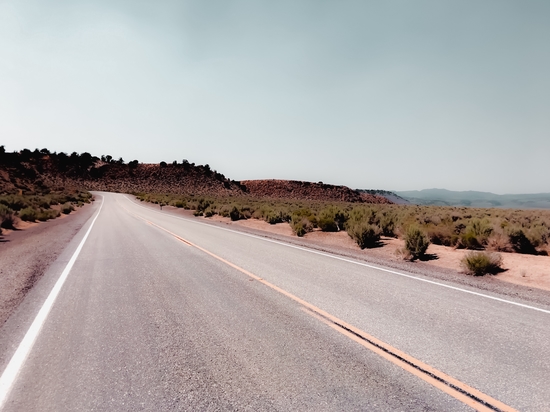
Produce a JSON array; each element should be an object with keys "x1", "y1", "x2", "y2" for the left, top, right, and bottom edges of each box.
[
  {"x1": 61, "y1": 203, "x2": 74, "y2": 215},
  {"x1": 291, "y1": 218, "x2": 313, "y2": 237},
  {"x1": 346, "y1": 222, "x2": 381, "y2": 249},
  {"x1": 460, "y1": 251, "x2": 503, "y2": 276},
  {"x1": 37, "y1": 209, "x2": 60, "y2": 221},
  {"x1": 427, "y1": 226, "x2": 456, "y2": 246},
  {"x1": 19, "y1": 207, "x2": 37, "y2": 222},
  {"x1": 265, "y1": 210, "x2": 286, "y2": 224},
  {"x1": 291, "y1": 208, "x2": 317, "y2": 227},
  {"x1": 459, "y1": 231, "x2": 481, "y2": 250},
  {"x1": 379, "y1": 212, "x2": 397, "y2": 237},
  {"x1": 0, "y1": 204, "x2": 15, "y2": 229},
  {"x1": 318, "y1": 216, "x2": 338, "y2": 232},
  {"x1": 404, "y1": 225, "x2": 430, "y2": 259},
  {"x1": 507, "y1": 228, "x2": 536, "y2": 254},
  {"x1": 229, "y1": 206, "x2": 244, "y2": 221},
  {"x1": 317, "y1": 206, "x2": 346, "y2": 232}
]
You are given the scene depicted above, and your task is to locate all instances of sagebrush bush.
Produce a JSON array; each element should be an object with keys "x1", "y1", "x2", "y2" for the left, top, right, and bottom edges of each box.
[
  {"x1": 507, "y1": 228, "x2": 536, "y2": 255},
  {"x1": 486, "y1": 231, "x2": 511, "y2": 252},
  {"x1": 135, "y1": 192, "x2": 550, "y2": 254},
  {"x1": 0, "y1": 204, "x2": 15, "y2": 229},
  {"x1": 404, "y1": 225, "x2": 430, "y2": 259},
  {"x1": 458, "y1": 231, "x2": 481, "y2": 250},
  {"x1": 61, "y1": 203, "x2": 74, "y2": 215},
  {"x1": 379, "y1": 212, "x2": 397, "y2": 237},
  {"x1": 317, "y1": 206, "x2": 346, "y2": 232},
  {"x1": 426, "y1": 225, "x2": 456, "y2": 247},
  {"x1": 346, "y1": 222, "x2": 381, "y2": 249},
  {"x1": 37, "y1": 209, "x2": 60, "y2": 221},
  {"x1": 229, "y1": 206, "x2": 244, "y2": 221},
  {"x1": 291, "y1": 217, "x2": 313, "y2": 237},
  {"x1": 460, "y1": 251, "x2": 503, "y2": 276},
  {"x1": 19, "y1": 207, "x2": 37, "y2": 222}
]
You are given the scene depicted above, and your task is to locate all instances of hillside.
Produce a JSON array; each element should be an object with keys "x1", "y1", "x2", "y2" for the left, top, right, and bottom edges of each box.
[
  {"x1": 0, "y1": 148, "x2": 244, "y2": 197},
  {"x1": 397, "y1": 188, "x2": 550, "y2": 209},
  {"x1": 357, "y1": 189, "x2": 410, "y2": 205},
  {"x1": 242, "y1": 180, "x2": 392, "y2": 204},
  {"x1": 0, "y1": 148, "x2": 392, "y2": 204}
]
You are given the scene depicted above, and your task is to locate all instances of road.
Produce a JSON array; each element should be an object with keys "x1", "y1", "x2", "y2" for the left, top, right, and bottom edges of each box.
[{"x1": 0, "y1": 192, "x2": 549, "y2": 411}]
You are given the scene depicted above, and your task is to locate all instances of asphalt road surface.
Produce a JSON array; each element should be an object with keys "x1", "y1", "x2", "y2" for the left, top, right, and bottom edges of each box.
[{"x1": 1, "y1": 192, "x2": 549, "y2": 411}]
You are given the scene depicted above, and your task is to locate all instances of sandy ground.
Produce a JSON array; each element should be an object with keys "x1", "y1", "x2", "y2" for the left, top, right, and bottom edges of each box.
[
  {"x1": 205, "y1": 215, "x2": 550, "y2": 292},
  {"x1": 0, "y1": 204, "x2": 95, "y2": 326}
]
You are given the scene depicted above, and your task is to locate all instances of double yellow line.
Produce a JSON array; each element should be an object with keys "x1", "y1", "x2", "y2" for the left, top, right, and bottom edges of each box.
[{"x1": 129, "y1": 204, "x2": 517, "y2": 412}]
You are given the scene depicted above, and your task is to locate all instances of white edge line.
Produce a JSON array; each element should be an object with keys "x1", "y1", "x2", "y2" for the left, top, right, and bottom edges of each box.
[
  {"x1": 123, "y1": 195, "x2": 550, "y2": 315},
  {"x1": 0, "y1": 197, "x2": 104, "y2": 409}
]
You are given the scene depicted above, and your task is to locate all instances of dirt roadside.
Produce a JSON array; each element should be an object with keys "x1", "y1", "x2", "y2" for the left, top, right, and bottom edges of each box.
[
  {"x1": 209, "y1": 216, "x2": 550, "y2": 290},
  {"x1": 0, "y1": 203, "x2": 96, "y2": 326}
]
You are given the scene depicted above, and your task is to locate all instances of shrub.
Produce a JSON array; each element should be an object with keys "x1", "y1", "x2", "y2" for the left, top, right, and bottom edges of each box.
[
  {"x1": 346, "y1": 222, "x2": 381, "y2": 249},
  {"x1": 61, "y1": 203, "x2": 74, "y2": 215},
  {"x1": 265, "y1": 210, "x2": 285, "y2": 224},
  {"x1": 458, "y1": 231, "x2": 481, "y2": 250},
  {"x1": 317, "y1": 206, "x2": 346, "y2": 232},
  {"x1": 379, "y1": 212, "x2": 397, "y2": 237},
  {"x1": 318, "y1": 216, "x2": 338, "y2": 232},
  {"x1": 19, "y1": 207, "x2": 37, "y2": 222},
  {"x1": 507, "y1": 228, "x2": 536, "y2": 254},
  {"x1": 486, "y1": 231, "x2": 511, "y2": 252},
  {"x1": 37, "y1": 209, "x2": 60, "y2": 221},
  {"x1": 404, "y1": 225, "x2": 430, "y2": 259},
  {"x1": 229, "y1": 206, "x2": 244, "y2": 221},
  {"x1": 460, "y1": 251, "x2": 503, "y2": 276},
  {"x1": 291, "y1": 217, "x2": 313, "y2": 237},
  {"x1": 0, "y1": 204, "x2": 15, "y2": 229},
  {"x1": 291, "y1": 208, "x2": 317, "y2": 227}
]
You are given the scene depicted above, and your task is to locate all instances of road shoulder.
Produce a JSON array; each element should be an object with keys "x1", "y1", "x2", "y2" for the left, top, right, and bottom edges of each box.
[{"x1": 0, "y1": 202, "x2": 96, "y2": 327}]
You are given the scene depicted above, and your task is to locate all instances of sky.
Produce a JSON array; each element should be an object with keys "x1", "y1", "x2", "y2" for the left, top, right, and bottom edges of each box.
[{"x1": 1, "y1": 0, "x2": 549, "y2": 194}]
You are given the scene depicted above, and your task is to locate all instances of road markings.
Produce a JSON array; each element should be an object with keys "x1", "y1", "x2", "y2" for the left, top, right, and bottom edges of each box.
[
  {"x1": 0, "y1": 198, "x2": 104, "y2": 410},
  {"x1": 123, "y1": 194, "x2": 550, "y2": 315},
  {"x1": 144, "y1": 217, "x2": 517, "y2": 412}
]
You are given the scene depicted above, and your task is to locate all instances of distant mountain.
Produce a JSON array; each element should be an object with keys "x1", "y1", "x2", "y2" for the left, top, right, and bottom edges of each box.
[
  {"x1": 396, "y1": 188, "x2": 550, "y2": 209},
  {"x1": 357, "y1": 189, "x2": 410, "y2": 205}
]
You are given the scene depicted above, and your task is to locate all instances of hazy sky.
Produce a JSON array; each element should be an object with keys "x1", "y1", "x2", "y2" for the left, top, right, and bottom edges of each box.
[{"x1": 1, "y1": 0, "x2": 548, "y2": 194}]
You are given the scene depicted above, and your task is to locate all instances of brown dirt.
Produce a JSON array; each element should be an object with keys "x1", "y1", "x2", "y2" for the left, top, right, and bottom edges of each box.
[
  {"x1": 0, "y1": 203, "x2": 95, "y2": 326},
  {"x1": 205, "y1": 215, "x2": 550, "y2": 292}
]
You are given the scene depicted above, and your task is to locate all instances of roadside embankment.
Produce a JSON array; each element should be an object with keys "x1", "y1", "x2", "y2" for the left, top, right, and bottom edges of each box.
[{"x1": 0, "y1": 203, "x2": 95, "y2": 326}]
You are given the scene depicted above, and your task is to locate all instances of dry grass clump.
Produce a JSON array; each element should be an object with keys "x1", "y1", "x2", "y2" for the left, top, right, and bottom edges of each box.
[{"x1": 460, "y1": 251, "x2": 503, "y2": 276}]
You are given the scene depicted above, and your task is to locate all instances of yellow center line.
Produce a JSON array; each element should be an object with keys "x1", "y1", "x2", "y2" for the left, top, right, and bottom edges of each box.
[{"x1": 130, "y1": 206, "x2": 517, "y2": 412}]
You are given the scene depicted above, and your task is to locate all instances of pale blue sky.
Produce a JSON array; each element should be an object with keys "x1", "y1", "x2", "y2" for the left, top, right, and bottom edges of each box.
[{"x1": 1, "y1": 0, "x2": 548, "y2": 194}]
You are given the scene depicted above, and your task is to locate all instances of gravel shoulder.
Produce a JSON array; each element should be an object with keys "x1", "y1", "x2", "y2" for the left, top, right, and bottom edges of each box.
[
  {"x1": 0, "y1": 202, "x2": 96, "y2": 326},
  {"x1": 129, "y1": 197, "x2": 550, "y2": 309}
]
